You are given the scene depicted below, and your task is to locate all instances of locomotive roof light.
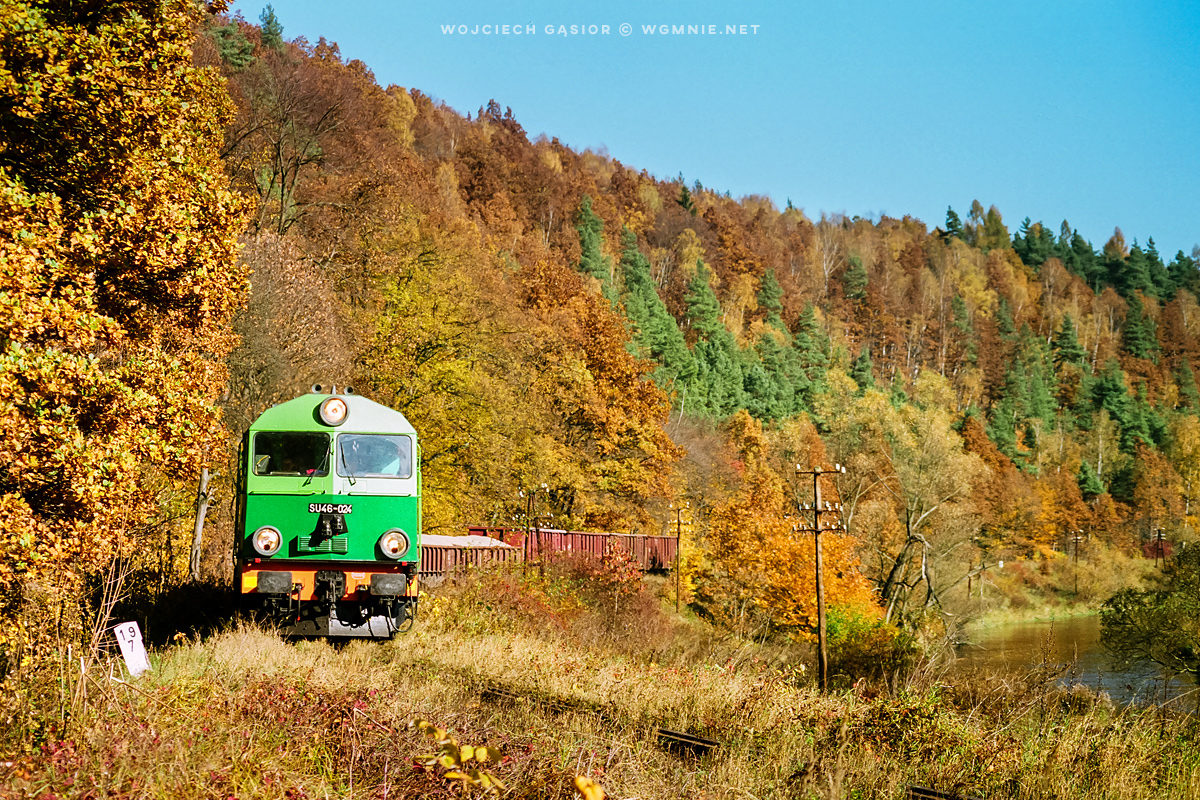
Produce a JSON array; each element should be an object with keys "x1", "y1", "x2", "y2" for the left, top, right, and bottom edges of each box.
[
  {"x1": 319, "y1": 396, "x2": 349, "y2": 426},
  {"x1": 252, "y1": 526, "x2": 282, "y2": 557},
  {"x1": 379, "y1": 529, "x2": 409, "y2": 560}
]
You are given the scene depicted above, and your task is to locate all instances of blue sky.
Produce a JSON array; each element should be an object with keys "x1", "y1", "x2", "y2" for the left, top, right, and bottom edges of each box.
[{"x1": 231, "y1": 0, "x2": 1200, "y2": 259}]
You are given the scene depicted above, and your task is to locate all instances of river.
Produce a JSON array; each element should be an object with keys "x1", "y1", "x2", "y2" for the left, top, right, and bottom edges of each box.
[{"x1": 954, "y1": 613, "x2": 1196, "y2": 707}]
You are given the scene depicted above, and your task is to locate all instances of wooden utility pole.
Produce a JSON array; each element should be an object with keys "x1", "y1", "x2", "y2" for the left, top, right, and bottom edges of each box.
[
  {"x1": 671, "y1": 502, "x2": 690, "y2": 613},
  {"x1": 1071, "y1": 530, "x2": 1084, "y2": 595},
  {"x1": 523, "y1": 483, "x2": 549, "y2": 576},
  {"x1": 813, "y1": 472, "x2": 828, "y2": 691},
  {"x1": 795, "y1": 463, "x2": 846, "y2": 693}
]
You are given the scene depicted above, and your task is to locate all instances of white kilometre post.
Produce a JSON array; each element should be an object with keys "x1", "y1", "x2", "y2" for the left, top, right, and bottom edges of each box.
[{"x1": 114, "y1": 621, "x2": 152, "y2": 677}]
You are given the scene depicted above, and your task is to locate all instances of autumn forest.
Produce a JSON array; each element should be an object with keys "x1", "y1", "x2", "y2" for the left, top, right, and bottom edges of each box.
[{"x1": 3, "y1": 1, "x2": 1200, "y2": 650}]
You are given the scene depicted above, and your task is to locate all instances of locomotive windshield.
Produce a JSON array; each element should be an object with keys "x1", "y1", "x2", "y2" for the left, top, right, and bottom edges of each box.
[
  {"x1": 337, "y1": 434, "x2": 412, "y2": 479},
  {"x1": 253, "y1": 432, "x2": 331, "y2": 476}
]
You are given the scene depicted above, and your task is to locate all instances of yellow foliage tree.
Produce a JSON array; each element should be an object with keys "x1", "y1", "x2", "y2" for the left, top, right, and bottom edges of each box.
[
  {"x1": 697, "y1": 411, "x2": 876, "y2": 635},
  {"x1": 1168, "y1": 415, "x2": 1200, "y2": 537},
  {"x1": 0, "y1": 1, "x2": 246, "y2": 641}
]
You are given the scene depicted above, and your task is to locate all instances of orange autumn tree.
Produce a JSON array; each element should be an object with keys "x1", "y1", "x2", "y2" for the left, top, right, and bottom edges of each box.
[
  {"x1": 696, "y1": 411, "x2": 875, "y2": 635},
  {"x1": 0, "y1": 0, "x2": 246, "y2": 643}
]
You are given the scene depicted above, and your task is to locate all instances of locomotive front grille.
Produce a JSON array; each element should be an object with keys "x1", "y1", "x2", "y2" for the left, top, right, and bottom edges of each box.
[{"x1": 298, "y1": 535, "x2": 350, "y2": 554}]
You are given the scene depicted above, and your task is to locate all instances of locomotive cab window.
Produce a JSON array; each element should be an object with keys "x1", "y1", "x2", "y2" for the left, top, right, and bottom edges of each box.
[
  {"x1": 253, "y1": 432, "x2": 331, "y2": 476},
  {"x1": 337, "y1": 434, "x2": 412, "y2": 479}
]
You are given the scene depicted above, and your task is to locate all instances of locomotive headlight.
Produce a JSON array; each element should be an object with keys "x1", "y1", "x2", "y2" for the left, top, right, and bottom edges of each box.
[
  {"x1": 319, "y1": 396, "x2": 348, "y2": 427},
  {"x1": 378, "y1": 529, "x2": 409, "y2": 560},
  {"x1": 252, "y1": 526, "x2": 283, "y2": 556}
]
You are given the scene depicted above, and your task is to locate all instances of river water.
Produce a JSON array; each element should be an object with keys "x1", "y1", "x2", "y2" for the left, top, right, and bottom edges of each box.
[{"x1": 954, "y1": 614, "x2": 1196, "y2": 707}]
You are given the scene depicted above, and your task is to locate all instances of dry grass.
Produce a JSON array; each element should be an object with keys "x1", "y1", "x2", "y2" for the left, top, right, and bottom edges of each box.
[{"x1": 2, "y1": 569, "x2": 1199, "y2": 799}]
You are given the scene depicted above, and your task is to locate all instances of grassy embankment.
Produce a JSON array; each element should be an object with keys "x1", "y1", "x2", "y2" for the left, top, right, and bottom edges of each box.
[
  {"x1": 3, "y1": 565, "x2": 1198, "y2": 800},
  {"x1": 957, "y1": 542, "x2": 1163, "y2": 632}
]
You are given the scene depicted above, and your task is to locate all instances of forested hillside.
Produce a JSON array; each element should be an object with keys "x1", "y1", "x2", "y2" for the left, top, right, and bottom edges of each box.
[{"x1": 205, "y1": 10, "x2": 1200, "y2": 629}]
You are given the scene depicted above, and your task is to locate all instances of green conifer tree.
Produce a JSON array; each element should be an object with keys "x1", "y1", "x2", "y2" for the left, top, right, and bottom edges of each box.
[
  {"x1": 1168, "y1": 250, "x2": 1199, "y2": 295},
  {"x1": 685, "y1": 261, "x2": 744, "y2": 416},
  {"x1": 1090, "y1": 360, "x2": 1151, "y2": 452},
  {"x1": 210, "y1": 23, "x2": 255, "y2": 70},
  {"x1": 791, "y1": 303, "x2": 828, "y2": 411},
  {"x1": 951, "y1": 295, "x2": 977, "y2": 365},
  {"x1": 987, "y1": 357, "x2": 1027, "y2": 462},
  {"x1": 792, "y1": 304, "x2": 829, "y2": 375},
  {"x1": 1052, "y1": 313, "x2": 1088, "y2": 368},
  {"x1": 842, "y1": 255, "x2": 867, "y2": 301},
  {"x1": 1070, "y1": 232, "x2": 1102, "y2": 291},
  {"x1": 1013, "y1": 218, "x2": 1055, "y2": 268},
  {"x1": 758, "y1": 269, "x2": 784, "y2": 325},
  {"x1": 618, "y1": 229, "x2": 695, "y2": 387},
  {"x1": 677, "y1": 183, "x2": 696, "y2": 215},
  {"x1": 1122, "y1": 293, "x2": 1158, "y2": 360},
  {"x1": 684, "y1": 260, "x2": 723, "y2": 338},
  {"x1": 1019, "y1": 326, "x2": 1056, "y2": 430},
  {"x1": 889, "y1": 369, "x2": 908, "y2": 408},
  {"x1": 746, "y1": 335, "x2": 801, "y2": 420},
  {"x1": 1135, "y1": 382, "x2": 1167, "y2": 445},
  {"x1": 1146, "y1": 238, "x2": 1173, "y2": 298},
  {"x1": 1117, "y1": 241, "x2": 1154, "y2": 299},
  {"x1": 260, "y1": 5, "x2": 284, "y2": 50},
  {"x1": 995, "y1": 297, "x2": 1016, "y2": 341},
  {"x1": 1078, "y1": 459, "x2": 1105, "y2": 499},
  {"x1": 575, "y1": 195, "x2": 617, "y2": 305},
  {"x1": 1178, "y1": 359, "x2": 1200, "y2": 409},
  {"x1": 850, "y1": 347, "x2": 875, "y2": 394},
  {"x1": 944, "y1": 207, "x2": 963, "y2": 240}
]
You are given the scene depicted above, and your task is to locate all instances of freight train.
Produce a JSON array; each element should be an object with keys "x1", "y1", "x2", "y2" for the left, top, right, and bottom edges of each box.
[{"x1": 235, "y1": 389, "x2": 680, "y2": 639}]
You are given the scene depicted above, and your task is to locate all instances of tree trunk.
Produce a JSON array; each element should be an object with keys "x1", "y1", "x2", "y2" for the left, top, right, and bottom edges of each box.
[{"x1": 190, "y1": 468, "x2": 212, "y2": 583}]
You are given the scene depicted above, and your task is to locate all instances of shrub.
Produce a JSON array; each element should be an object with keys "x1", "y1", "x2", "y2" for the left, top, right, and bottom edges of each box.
[
  {"x1": 549, "y1": 542, "x2": 644, "y2": 614},
  {"x1": 424, "y1": 549, "x2": 678, "y2": 660},
  {"x1": 826, "y1": 605, "x2": 919, "y2": 681}
]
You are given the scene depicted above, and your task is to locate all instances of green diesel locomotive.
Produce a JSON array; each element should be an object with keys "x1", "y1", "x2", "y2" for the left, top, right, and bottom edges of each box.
[{"x1": 235, "y1": 386, "x2": 420, "y2": 638}]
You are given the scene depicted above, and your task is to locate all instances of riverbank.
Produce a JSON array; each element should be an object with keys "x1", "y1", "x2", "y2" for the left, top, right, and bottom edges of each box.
[
  {"x1": 958, "y1": 601, "x2": 1100, "y2": 637},
  {"x1": 953, "y1": 544, "x2": 1163, "y2": 639}
]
